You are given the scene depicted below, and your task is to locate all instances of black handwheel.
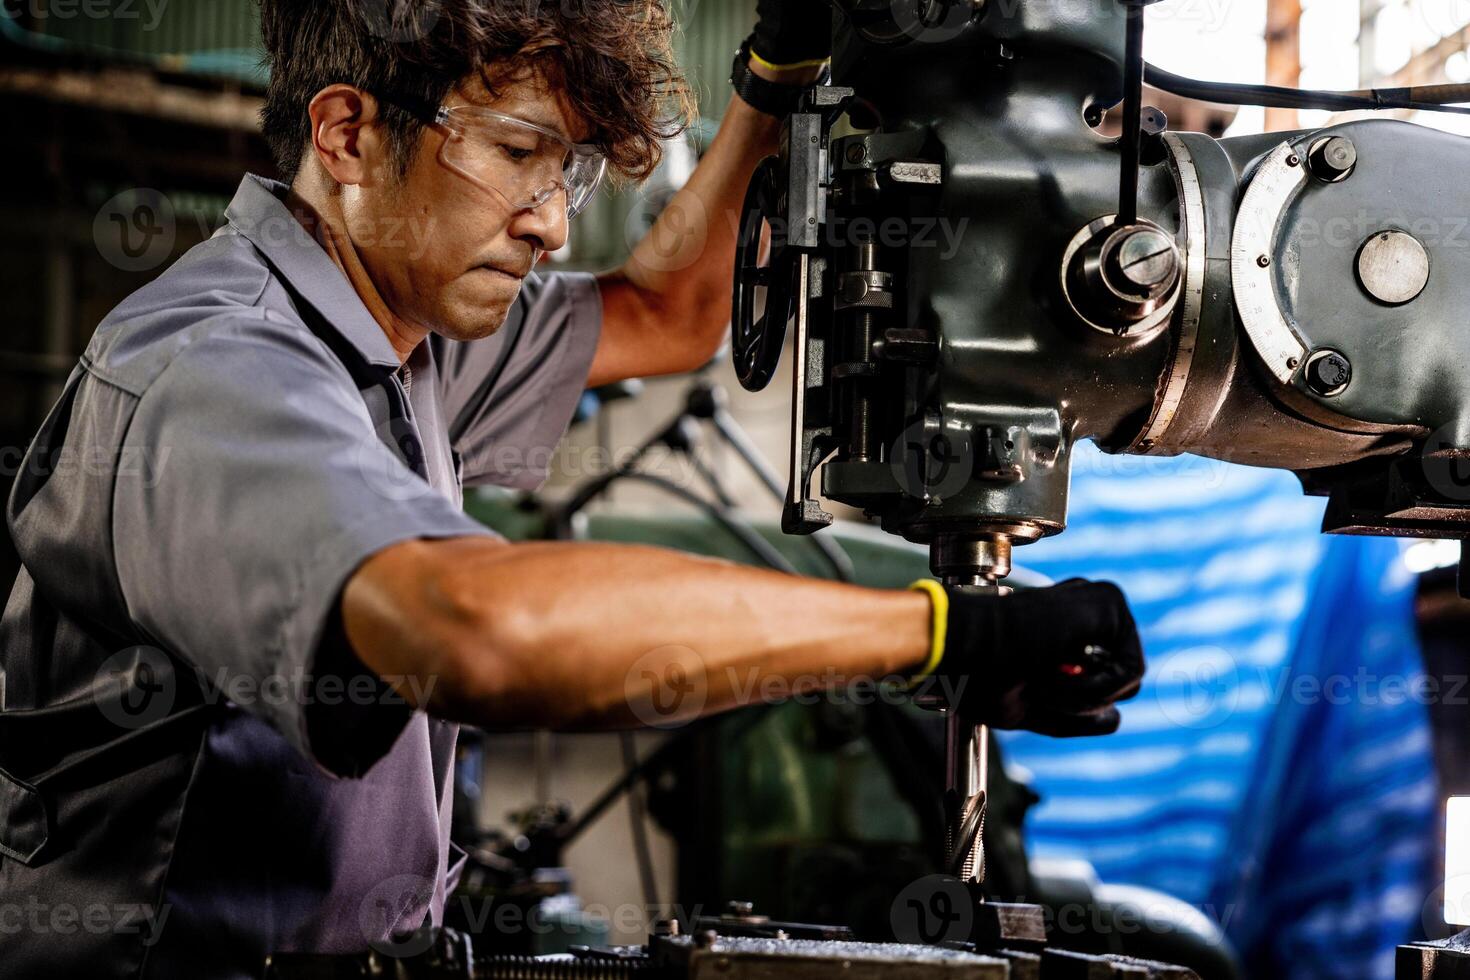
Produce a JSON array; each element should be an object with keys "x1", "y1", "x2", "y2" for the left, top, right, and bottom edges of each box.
[{"x1": 731, "y1": 156, "x2": 798, "y2": 393}]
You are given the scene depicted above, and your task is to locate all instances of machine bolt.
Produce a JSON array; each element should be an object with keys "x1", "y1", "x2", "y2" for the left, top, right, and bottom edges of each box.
[
  {"x1": 1140, "y1": 106, "x2": 1168, "y2": 136},
  {"x1": 1308, "y1": 136, "x2": 1357, "y2": 182},
  {"x1": 1304, "y1": 349, "x2": 1352, "y2": 396},
  {"x1": 1113, "y1": 227, "x2": 1179, "y2": 293},
  {"x1": 1063, "y1": 216, "x2": 1181, "y2": 335}
]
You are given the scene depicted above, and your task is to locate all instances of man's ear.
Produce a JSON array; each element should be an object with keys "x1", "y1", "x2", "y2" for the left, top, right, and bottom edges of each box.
[{"x1": 306, "y1": 84, "x2": 386, "y2": 187}]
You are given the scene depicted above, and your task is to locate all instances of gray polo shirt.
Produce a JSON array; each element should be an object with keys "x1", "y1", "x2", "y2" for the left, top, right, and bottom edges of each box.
[{"x1": 0, "y1": 175, "x2": 601, "y2": 978}]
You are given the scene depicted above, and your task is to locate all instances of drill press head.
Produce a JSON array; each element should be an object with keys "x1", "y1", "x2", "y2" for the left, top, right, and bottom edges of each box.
[{"x1": 735, "y1": 0, "x2": 1470, "y2": 586}]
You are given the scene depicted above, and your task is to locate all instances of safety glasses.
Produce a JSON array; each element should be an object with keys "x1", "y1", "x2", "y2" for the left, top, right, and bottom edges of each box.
[
  {"x1": 434, "y1": 105, "x2": 607, "y2": 218},
  {"x1": 378, "y1": 92, "x2": 607, "y2": 218}
]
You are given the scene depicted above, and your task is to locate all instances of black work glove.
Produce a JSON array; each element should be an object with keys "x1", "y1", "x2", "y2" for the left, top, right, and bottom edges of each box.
[
  {"x1": 918, "y1": 579, "x2": 1145, "y2": 738},
  {"x1": 749, "y1": 0, "x2": 834, "y2": 70}
]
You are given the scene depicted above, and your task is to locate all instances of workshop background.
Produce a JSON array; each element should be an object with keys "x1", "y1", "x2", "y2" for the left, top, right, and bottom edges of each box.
[{"x1": 5, "y1": 1, "x2": 1470, "y2": 978}]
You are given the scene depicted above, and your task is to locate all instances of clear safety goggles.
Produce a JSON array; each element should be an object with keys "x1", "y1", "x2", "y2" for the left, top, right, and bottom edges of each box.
[{"x1": 431, "y1": 104, "x2": 607, "y2": 218}]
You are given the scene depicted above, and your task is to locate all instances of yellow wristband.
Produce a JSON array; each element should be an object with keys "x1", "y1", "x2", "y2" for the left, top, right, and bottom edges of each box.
[
  {"x1": 907, "y1": 579, "x2": 949, "y2": 682},
  {"x1": 748, "y1": 47, "x2": 833, "y2": 72}
]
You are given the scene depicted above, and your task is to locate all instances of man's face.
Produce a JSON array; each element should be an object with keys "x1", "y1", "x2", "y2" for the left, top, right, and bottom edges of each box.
[{"x1": 341, "y1": 70, "x2": 587, "y2": 342}]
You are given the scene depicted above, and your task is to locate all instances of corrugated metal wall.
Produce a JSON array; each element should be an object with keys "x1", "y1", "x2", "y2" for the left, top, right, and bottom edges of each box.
[
  {"x1": 566, "y1": 0, "x2": 756, "y2": 268},
  {"x1": 675, "y1": 0, "x2": 757, "y2": 113},
  {"x1": 5, "y1": 0, "x2": 756, "y2": 266},
  {"x1": 6, "y1": 0, "x2": 265, "y2": 81}
]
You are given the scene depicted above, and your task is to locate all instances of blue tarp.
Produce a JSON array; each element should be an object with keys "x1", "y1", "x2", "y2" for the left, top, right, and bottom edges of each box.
[{"x1": 999, "y1": 443, "x2": 1438, "y2": 977}]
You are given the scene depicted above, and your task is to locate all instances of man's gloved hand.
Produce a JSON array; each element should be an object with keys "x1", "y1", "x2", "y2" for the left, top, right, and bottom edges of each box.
[
  {"x1": 749, "y1": 0, "x2": 834, "y2": 70},
  {"x1": 914, "y1": 579, "x2": 1145, "y2": 738}
]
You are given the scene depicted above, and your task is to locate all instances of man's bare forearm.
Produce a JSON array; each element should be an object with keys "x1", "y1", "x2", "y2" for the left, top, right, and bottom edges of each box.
[{"x1": 342, "y1": 537, "x2": 932, "y2": 732}]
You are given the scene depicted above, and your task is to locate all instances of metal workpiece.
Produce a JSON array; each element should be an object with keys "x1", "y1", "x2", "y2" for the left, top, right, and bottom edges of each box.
[
  {"x1": 643, "y1": 913, "x2": 1203, "y2": 980},
  {"x1": 653, "y1": 934, "x2": 1010, "y2": 979},
  {"x1": 268, "y1": 921, "x2": 1207, "y2": 978}
]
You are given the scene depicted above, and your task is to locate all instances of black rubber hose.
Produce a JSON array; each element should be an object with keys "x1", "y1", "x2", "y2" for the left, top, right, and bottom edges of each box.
[
  {"x1": 621, "y1": 732, "x2": 661, "y2": 914},
  {"x1": 554, "y1": 469, "x2": 799, "y2": 575},
  {"x1": 1118, "y1": 1, "x2": 1146, "y2": 225},
  {"x1": 1145, "y1": 62, "x2": 1470, "y2": 117}
]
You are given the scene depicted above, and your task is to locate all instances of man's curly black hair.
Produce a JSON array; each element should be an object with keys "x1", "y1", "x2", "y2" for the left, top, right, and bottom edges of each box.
[{"x1": 258, "y1": 0, "x2": 693, "y2": 185}]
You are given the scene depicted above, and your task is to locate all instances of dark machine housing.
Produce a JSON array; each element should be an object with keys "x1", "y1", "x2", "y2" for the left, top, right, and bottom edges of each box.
[{"x1": 733, "y1": 0, "x2": 1470, "y2": 589}]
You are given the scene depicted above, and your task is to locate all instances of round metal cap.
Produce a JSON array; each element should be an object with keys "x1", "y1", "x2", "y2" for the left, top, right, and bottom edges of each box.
[
  {"x1": 1357, "y1": 231, "x2": 1430, "y2": 306},
  {"x1": 1111, "y1": 227, "x2": 1180, "y2": 295}
]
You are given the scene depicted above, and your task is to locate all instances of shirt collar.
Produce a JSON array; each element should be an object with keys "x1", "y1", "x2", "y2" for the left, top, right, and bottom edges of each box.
[{"x1": 224, "y1": 174, "x2": 402, "y2": 370}]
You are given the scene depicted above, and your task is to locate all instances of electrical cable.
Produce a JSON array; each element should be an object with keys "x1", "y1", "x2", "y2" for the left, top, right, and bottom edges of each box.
[
  {"x1": 556, "y1": 469, "x2": 801, "y2": 575},
  {"x1": 708, "y1": 406, "x2": 856, "y2": 583},
  {"x1": 1118, "y1": 1, "x2": 1146, "y2": 225},
  {"x1": 1145, "y1": 63, "x2": 1470, "y2": 117},
  {"x1": 621, "y1": 732, "x2": 661, "y2": 914},
  {"x1": 547, "y1": 448, "x2": 802, "y2": 918}
]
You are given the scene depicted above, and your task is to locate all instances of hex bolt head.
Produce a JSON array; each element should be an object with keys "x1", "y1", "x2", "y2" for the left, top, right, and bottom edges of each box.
[
  {"x1": 1140, "y1": 106, "x2": 1168, "y2": 136},
  {"x1": 1308, "y1": 137, "x2": 1357, "y2": 182},
  {"x1": 1304, "y1": 349, "x2": 1352, "y2": 396}
]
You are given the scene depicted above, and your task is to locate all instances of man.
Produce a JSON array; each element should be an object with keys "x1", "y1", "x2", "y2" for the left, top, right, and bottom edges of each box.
[{"x1": 0, "y1": 2, "x2": 1144, "y2": 977}]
